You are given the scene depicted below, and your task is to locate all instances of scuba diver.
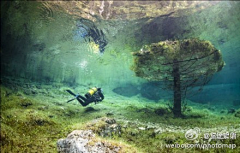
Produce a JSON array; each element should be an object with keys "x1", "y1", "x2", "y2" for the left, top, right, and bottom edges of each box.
[
  {"x1": 66, "y1": 87, "x2": 104, "y2": 107},
  {"x1": 75, "y1": 19, "x2": 108, "y2": 54}
]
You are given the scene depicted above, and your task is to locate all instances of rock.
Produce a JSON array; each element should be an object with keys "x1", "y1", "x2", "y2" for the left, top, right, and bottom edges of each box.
[
  {"x1": 207, "y1": 106, "x2": 215, "y2": 111},
  {"x1": 154, "y1": 107, "x2": 169, "y2": 116},
  {"x1": 38, "y1": 105, "x2": 49, "y2": 111},
  {"x1": 57, "y1": 130, "x2": 94, "y2": 153},
  {"x1": 53, "y1": 102, "x2": 63, "y2": 106},
  {"x1": 106, "y1": 112, "x2": 114, "y2": 116},
  {"x1": 57, "y1": 130, "x2": 121, "y2": 153},
  {"x1": 48, "y1": 115, "x2": 54, "y2": 118},
  {"x1": 4, "y1": 90, "x2": 12, "y2": 97},
  {"x1": 228, "y1": 108, "x2": 236, "y2": 114},
  {"x1": 146, "y1": 125, "x2": 156, "y2": 130},
  {"x1": 34, "y1": 119, "x2": 46, "y2": 126},
  {"x1": 36, "y1": 85, "x2": 41, "y2": 89},
  {"x1": 164, "y1": 134, "x2": 176, "y2": 143},
  {"x1": 154, "y1": 128, "x2": 163, "y2": 134},
  {"x1": 86, "y1": 117, "x2": 121, "y2": 137},
  {"x1": 31, "y1": 89, "x2": 37, "y2": 94},
  {"x1": 23, "y1": 89, "x2": 32, "y2": 95},
  {"x1": 234, "y1": 110, "x2": 240, "y2": 118},
  {"x1": 137, "y1": 108, "x2": 152, "y2": 114},
  {"x1": 220, "y1": 110, "x2": 225, "y2": 114},
  {"x1": 138, "y1": 127, "x2": 146, "y2": 130},
  {"x1": 130, "y1": 129, "x2": 139, "y2": 136},
  {"x1": 20, "y1": 99, "x2": 33, "y2": 108},
  {"x1": 105, "y1": 118, "x2": 116, "y2": 124},
  {"x1": 39, "y1": 89, "x2": 48, "y2": 95},
  {"x1": 16, "y1": 92, "x2": 23, "y2": 97},
  {"x1": 185, "y1": 106, "x2": 192, "y2": 112}
]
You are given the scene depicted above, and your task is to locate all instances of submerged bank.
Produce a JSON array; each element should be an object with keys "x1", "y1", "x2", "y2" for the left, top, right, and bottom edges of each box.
[{"x1": 1, "y1": 78, "x2": 239, "y2": 152}]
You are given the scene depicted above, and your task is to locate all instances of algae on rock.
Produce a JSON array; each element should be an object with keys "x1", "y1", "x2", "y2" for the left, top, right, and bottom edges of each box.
[{"x1": 131, "y1": 38, "x2": 225, "y2": 117}]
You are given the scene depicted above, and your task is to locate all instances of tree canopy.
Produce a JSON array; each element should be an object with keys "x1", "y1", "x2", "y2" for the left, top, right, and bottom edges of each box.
[{"x1": 131, "y1": 38, "x2": 225, "y2": 117}]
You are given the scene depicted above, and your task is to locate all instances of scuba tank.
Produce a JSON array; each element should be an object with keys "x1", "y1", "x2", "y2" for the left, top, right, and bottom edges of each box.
[{"x1": 85, "y1": 87, "x2": 98, "y2": 98}]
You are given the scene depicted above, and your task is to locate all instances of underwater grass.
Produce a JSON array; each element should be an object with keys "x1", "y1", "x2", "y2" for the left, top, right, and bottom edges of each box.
[
  {"x1": 1, "y1": 85, "x2": 239, "y2": 152},
  {"x1": 1, "y1": 86, "x2": 77, "y2": 152}
]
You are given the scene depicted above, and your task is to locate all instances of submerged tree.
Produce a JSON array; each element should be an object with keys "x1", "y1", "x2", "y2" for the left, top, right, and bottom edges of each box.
[{"x1": 131, "y1": 38, "x2": 225, "y2": 117}]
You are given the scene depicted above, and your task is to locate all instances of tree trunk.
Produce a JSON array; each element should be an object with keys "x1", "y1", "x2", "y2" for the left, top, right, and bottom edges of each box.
[{"x1": 173, "y1": 59, "x2": 182, "y2": 117}]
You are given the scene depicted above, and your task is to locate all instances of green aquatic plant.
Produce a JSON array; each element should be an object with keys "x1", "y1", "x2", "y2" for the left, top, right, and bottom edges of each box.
[{"x1": 131, "y1": 38, "x2": 225, "y2": 117}]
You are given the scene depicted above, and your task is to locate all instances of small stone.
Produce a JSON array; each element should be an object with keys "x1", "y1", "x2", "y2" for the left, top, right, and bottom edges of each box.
[
  {"x1": 106, "y1": 112, "x2": 114, "y2": 116},
  {"x1": 16, "y1": 92, "x2": 23, "y2": 97},
  {"x1": 130, "y1": 129, "x2": 139, "y2": 136},
  {"x1": 24, "y1": 89, "x2": 32, "y2": 95},
  {"x1": 20, "y1": 99, "x2": 33, "y2": 108},
  {"x1": 138, "y1": 127, "x2": 146, "y2": 130},
  {"x1": 154, "y1": 108, "x2": 169, "y2": 116},
  {"x1": 48, "y1": 115, "x2": 54, "y2": 118},
  {"x1": 35, "y1": 119, "x2": 45, "y2": 126},
  {"x1": 104, "y1": 118, "x2": 116, "y2": 124},
  {"x1": 36, "y1": 85, "x2": 41, "y2": 89},
  {"x1": 234, "y1": 110, "x2": 240, "y2": 118},
  {"x1": 228, "y1": 108, "x2": 235, "y2": 114},
  {"x1": 154, "y1": 128, "x2": 163, "y2": 134},
  {"x1": 31, "y1": 89, "x2": 37, "y2": 94},
  {"x1": 220, "y1": 110, "x2": 225, "y2": 113},
  {"x1": 38, "y1": 106, "x2": 48, "y2": 110}
]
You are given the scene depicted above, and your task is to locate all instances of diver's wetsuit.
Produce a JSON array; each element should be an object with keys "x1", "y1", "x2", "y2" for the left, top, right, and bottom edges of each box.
[{"x1": 66, "y1": 88, "x2": 104, "y2": 107}]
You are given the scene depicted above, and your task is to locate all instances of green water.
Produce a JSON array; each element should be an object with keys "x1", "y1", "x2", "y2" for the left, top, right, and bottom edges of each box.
[{"x1": 1, "y1": 1, "x2": 240, "y2": 152}]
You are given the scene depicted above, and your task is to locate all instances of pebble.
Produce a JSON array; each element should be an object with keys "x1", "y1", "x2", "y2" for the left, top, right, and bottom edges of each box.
[{"x1": 138, "y1": 127, "x2": 146, "y2": 130}]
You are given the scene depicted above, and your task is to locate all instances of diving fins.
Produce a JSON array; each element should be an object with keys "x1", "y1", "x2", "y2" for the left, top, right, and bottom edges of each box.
[
  {"x1": 67, "y1": 98, "x2": 76, "y2": 103},
  {"x1": 66, "y1": 90, "x2": 80, "y2": 103},
  {"x1": 66, "y1": 90, "x2": 76, "y2": 96}
]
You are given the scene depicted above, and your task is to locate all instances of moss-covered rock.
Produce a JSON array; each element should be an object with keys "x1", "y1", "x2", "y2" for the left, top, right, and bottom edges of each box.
[
  {"x1": 19, "y1": 98, "x2": 33, "y2": 108},
  {"x1": 154, "y1": 107, "x2": 171, "y2": 116},
  {"x1": 85, "y1": 117, "x2": 121, "y2": 137},
  {"x1": 57, "y1": 130, "x2": 139, "y2": 153}
]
